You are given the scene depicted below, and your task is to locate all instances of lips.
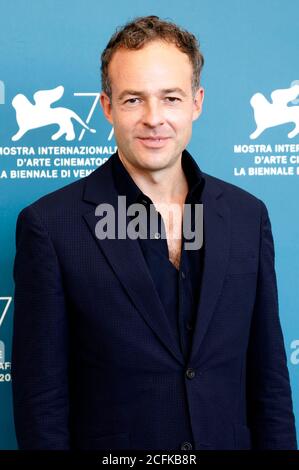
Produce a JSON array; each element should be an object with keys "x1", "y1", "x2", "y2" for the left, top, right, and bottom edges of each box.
[
  {"x1": 137, "y1": 136, "x2": 170, "y2": 148},
  {"x1": 138, "y1": 136, "x2": 170, "y2": 140}
]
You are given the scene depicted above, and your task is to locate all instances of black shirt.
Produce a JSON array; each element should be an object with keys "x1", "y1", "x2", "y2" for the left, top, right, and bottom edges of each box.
[{"x1": 112, "y1": 149, "x2": 205, "y2": 361}]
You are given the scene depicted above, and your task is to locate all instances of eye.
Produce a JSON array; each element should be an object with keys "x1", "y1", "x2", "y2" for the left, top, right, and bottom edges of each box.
[
  {"x1": 124, "y1": 98, "x2": 141, "y2": 104},
  {"x1": 165, "y1": 97, "x2": 181, "y2": 103}
]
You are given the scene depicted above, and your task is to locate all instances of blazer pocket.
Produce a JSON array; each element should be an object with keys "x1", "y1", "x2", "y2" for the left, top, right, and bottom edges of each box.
[
  {"x1": 82, "y1": 431, "x2": 130, "y2": 450},
  {"x1": 226, "y1": 256, "x2": 257, "y2": 276},
  {"x1": 233, "y1": 424, "x2": 252, "y2": 449}
]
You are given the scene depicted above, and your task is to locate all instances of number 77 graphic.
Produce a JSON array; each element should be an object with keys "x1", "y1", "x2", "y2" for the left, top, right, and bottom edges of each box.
[
  {"x1": 0, "y1": 297, "x2": 12, "y2": 328},
  {"x1": 74, "y1": 92, "x2": 114, "y2": 142}
]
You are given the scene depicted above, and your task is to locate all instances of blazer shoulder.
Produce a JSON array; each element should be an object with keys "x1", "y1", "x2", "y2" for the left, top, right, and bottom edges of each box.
[
  {"x1": 19, "y1": 157, "x2": 112, "y2": 218},
  {"x1": 203, "y1": 172, "x2": 265, "y2": 211}
]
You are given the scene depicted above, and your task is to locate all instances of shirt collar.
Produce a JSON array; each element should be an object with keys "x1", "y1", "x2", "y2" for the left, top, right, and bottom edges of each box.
[{"x1": 112, "y1": 148, "x2": 204, "y2": 207}]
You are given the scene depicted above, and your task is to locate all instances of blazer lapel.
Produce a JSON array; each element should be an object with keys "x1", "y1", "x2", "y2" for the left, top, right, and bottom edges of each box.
[
  {"x1": 82, "y1": 155, "x2": 185, "y2": 366},
  {"x1": 189, "y1": 177, "x2": 231, "y2": 367}
]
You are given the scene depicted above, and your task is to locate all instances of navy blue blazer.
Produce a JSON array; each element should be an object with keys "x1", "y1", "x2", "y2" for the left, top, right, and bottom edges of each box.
[{"x1": 12, "y1": 151, "x2": 297, "y2": 450}]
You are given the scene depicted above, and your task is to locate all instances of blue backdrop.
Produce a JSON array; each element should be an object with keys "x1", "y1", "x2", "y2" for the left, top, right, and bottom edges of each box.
[{"x1": 0, "y1": 0, "x2": 298, "y2": 449}]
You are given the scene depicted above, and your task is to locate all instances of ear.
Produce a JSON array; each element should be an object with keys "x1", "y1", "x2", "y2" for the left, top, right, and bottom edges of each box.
[
  {"x1": 192, "y1": 87, "x2": 204, "y2": 121},
  {"x1": 100, "y1": 92, "x2": 113, "y2": 125}
]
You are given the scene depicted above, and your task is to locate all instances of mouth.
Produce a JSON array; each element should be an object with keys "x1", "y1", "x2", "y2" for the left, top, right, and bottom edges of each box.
[{"x1": 137, "y1": 137, "x2": 171, "y2": 148}]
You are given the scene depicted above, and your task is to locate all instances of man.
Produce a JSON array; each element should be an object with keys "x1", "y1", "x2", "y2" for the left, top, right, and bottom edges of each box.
[{"x1": 12, "y1": 15, "x2": 297, "y2": 450}]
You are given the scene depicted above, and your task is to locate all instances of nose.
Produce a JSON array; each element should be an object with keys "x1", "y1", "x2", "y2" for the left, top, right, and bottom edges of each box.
[{"x1": 142, "y1": 99, "x2": 164, "y2": 128}]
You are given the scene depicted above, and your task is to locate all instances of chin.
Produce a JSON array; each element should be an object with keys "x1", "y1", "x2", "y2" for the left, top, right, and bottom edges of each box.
[
  {"x1": 139, "y1": 157, "x2": 171, "y2": 171},
  {"x1": 137, "y1": 151, "x2": 174, "y2": 167}
]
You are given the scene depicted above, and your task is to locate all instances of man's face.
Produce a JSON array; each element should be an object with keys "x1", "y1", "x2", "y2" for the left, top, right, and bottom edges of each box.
[{"x1": 100, "y1": 40, "x2": 204, "y2": 172}]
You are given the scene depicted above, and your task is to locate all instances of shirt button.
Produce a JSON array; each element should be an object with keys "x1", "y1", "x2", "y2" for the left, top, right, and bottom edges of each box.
[
  {"x1": 186, "y1": 368, "x2": 195, "y2": 379},
  {"x1": 181, "y1": 271, "x2": 186, "y2": 280},
  {"x1": 186, "y1": 321, "x2": 193, "y2": 331},
  {"x1": 181, "y1": 441, "x2": 193, "y2": 450},
  {"x1": 154, "y1": 232, "x2": 161, "y2": 239}
]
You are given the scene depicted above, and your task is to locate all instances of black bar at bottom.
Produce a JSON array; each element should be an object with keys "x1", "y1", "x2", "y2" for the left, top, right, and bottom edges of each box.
[{"x1": 0, "y1": 450, "x2": 298, "y2": 467}]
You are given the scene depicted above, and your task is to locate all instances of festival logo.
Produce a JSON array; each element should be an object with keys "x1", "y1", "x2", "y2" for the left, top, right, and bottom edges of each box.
[
  {"x1": 250, "y1": 84, "x2": 299, "y2": 140},
  {"x1": 11, "y1": 85, "x2": 97, "y2": 141}
]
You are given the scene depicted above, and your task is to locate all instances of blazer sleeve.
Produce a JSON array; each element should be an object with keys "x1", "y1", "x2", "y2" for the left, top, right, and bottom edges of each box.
[
  {"x1": 246, "y1": 200, "x2": 297, "y2": 449},
  {"x1": 11, "y1": 205, "x2": 71, "y2": 449}
]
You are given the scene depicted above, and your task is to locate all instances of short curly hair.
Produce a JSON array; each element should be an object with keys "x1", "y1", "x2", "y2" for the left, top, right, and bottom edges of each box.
[{"x1": 101, "y1": 15, "x2": 204, "y2": 100}]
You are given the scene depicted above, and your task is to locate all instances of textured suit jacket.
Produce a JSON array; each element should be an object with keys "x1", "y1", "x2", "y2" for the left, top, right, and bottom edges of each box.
[{"x1": 12, "y1": 151, "x2": 297, "y2": 450}]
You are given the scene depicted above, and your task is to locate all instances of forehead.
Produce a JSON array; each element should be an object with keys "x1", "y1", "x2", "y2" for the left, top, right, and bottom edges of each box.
[{"x1": 108, "y1": 40, "x2": 193, "y2": 91}]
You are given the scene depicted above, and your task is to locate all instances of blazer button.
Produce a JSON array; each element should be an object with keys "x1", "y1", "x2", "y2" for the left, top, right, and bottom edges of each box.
[
  {"x1": 186, "y1": 368, "x2": 195, "y2": 379},
  {"x1": 181, "y1": 441, "x2": 193, "y2": 450}
]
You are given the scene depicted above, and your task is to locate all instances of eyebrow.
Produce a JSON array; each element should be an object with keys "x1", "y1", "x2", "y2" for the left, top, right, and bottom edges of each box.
[{"x1": 117, "y1": 87, "x2": 188, "y2": 101}]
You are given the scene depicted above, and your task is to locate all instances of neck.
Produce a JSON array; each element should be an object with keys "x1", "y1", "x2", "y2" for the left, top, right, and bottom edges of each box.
[{"x1": 118, "y1": 151, "x2": 189, "y2": 205}]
